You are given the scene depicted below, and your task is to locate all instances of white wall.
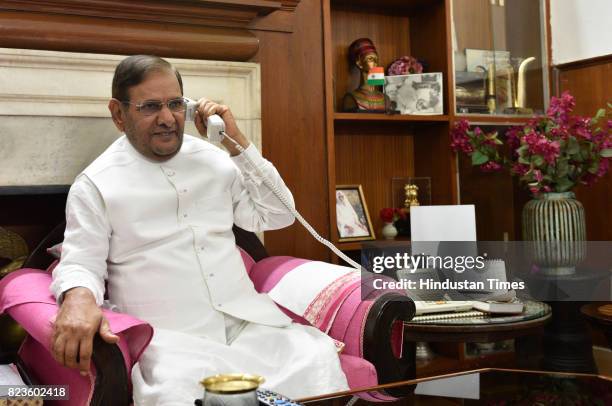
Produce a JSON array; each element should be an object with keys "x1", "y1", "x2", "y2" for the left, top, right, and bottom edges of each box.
[{"x1": 550, "y1": 0, "x2": 612, "y2": 65}]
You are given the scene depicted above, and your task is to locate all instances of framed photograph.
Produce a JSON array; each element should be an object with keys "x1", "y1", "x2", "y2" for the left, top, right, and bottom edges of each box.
[
  {"x1": 465, "y1": 49, "x2": 510, "y2": 72},
  {"x1": 335, "y1": 185, "x2": 375, "y2": 242},
  {"x1": 384, "y1": 72, "x2": 443, "y2": 115}
]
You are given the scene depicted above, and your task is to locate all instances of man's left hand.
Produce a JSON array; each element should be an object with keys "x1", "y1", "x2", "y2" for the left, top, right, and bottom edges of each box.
[{"x1": 194, "y1": 99, "x2": 250, "y2": 156}]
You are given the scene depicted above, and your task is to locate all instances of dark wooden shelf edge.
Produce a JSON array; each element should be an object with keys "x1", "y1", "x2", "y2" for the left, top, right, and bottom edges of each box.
[
  {"x1": 331, "y1": 0, "x2": 443, "y2": 15},
  {"x1": 337, "y1": 238, "x2": 412, "y2": 251},
  {"x1": 0, "y1": 185, "x2": 70, "y2": 195},
  {"x1": 453, "y1": 114, "x2": 540, "y2": 125},
  {"x1": 334, "y1": 113, "x2": 450, "y2": 122},
  {"x1": 337, "y1": 241, "x2": 365, "y2": 251}
]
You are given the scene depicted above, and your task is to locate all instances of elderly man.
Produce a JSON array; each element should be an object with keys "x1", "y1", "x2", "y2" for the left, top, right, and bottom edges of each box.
[{"x1": 50, "y1": 55, "x2": 348, "y2": 405}]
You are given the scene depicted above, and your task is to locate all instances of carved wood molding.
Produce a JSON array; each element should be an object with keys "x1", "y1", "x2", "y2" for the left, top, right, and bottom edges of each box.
[
  {"x1": 0, "y1": 10, "x2": 259, "y2": 60},
  {"x1": 278, "y1": 0, "x2": 301, "y2": 11},
  {"x1": 0, "y1": 0, "x2": 301, "y2": 28}
]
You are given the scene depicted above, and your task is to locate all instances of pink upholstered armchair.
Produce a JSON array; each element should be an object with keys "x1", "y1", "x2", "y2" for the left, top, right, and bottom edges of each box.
[{"x1": 0, "y1": 223, "x2": 416, "y2": 405}]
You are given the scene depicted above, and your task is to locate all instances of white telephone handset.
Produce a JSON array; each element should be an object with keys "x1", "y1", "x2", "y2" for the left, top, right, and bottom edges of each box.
[
  {"x1": 185, "y1": 98, "x2": 225, "y2": 143},
  {"x1": 185, "y1": 98, "x2": 361, "y2": 270}
]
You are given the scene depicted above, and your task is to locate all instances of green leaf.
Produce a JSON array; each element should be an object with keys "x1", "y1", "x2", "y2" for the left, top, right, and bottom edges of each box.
[
  {"x1": 557, "y1": 159, "x2": 569, "y2": 177},
  {"x1": 588, "y1": 160, "x2": 600, "y2": 174},
  {"x1": 471, "y1": 150, "x2": 489, "y2": 165},
  {"x1": 518, "y1": 156, "x2": 530, "y2": 165},
  {"x1": 555, "y1": 177, "x2": 574, "y2": 192},
  {"x1": 532, "y1": 155, "x2": 545, "y2": 167},
  {"x1": 566, "y1": 137, "x2": 580, "y2": 155},
  {"x1": 602, "y1": 149, "x2": 612, "y2": 158}
]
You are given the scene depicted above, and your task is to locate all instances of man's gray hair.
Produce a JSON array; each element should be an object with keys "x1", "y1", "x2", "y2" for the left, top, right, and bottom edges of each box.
[{"x1": 112, "y1": 55, "x2": 183, "y2": 102}]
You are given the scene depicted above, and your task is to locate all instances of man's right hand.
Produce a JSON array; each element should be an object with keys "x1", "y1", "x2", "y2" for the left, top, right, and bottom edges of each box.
[{"x1": 51, "y1": 287, "x2": 119, "y2": 375}]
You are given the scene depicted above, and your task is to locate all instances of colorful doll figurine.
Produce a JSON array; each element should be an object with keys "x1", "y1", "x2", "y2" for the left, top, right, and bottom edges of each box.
[{"x1": 342, "y1": 38, "x2": 386, "y2": 113}]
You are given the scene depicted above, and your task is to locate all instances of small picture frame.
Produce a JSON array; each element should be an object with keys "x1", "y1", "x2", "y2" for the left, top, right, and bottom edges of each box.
[
  {"x1": 384, "y1": 73, "x2": 444, "y2": 115},
  {"x1": 335, "y1": 185, "x2": 376, "y2": 242}
]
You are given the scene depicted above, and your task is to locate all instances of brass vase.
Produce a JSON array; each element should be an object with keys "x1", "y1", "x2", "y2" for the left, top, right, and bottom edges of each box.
[{"x1": 522, "y1": 192, "x2": 586, "y2": 275}]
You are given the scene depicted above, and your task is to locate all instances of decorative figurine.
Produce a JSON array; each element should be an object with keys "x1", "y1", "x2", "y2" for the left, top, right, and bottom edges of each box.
[
  {"x1": 404, "y1": 184, "x2": 420, "y2": 209},
  {"x1": 503, "y1": 56, "x2": 536, "y2": 115},
  {"x1": 342, "y1": 38, "x2": 386, "y2": 113}
]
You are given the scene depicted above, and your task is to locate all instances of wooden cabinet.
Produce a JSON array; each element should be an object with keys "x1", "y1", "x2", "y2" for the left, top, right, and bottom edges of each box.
[
  {"x1": 322, "y1": 0, "x2": 457, "y2": 255},
  {"x1": 321, "y1": 0, "x2": 552, "y2": 374},
  {"x1": 321, "y1": 0, "x2": 551, "y2": 252}
]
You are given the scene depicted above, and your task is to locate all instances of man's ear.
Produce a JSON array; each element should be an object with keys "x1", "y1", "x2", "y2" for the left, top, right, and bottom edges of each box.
[{"x1": 108, "y1": 99, "x2": 126, "y2": 132}]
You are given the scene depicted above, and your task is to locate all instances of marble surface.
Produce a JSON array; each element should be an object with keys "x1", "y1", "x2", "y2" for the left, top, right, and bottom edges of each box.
[{"x1": 0, "y1": 48, "x2": 261, "y2": 186}]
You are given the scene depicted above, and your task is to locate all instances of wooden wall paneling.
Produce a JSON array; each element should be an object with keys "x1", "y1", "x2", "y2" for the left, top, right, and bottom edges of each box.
[
  {"x1": 323, "y1": 0, "x2": 340, "y2": 246},
  {"x1": 252, "y1": 0, "x2": 331, "y2": 259},
  {"x1": 413, "y1": 122, "x2": 457, "y2": 205},
  {"x1": 248, "y1": 10, "x2": 296, "y2": 32},
  {"x1": 556, "y1": 56, "x2": 612, "y2": 241},
  {"x1": 0, "y1": 0, "x2": 282, "y2": 29},
  {"x1": 409, "y1": 0, "x2": 451, "y2": 114},
  {"x1": 490, "y1": 1, "x2": 507, "y2": 51},
  {"x1": 0, "y1": 10, "x2": 259, "y2": 61},
  {"x1": 334, "y1": 122, "x2": 415, "y2": 234},
  {"x1": 457, "y1": 144, "x2": 516, "y2": 241},
  {"x1": 451, "y1": 0, "x2": 493, "y2": 52},
  {"x1": 556, "y1": 57, "x2": 612, "y2": 117},
  {"x1": 330, "y1": 6, "x2": 411, "y2": 112}
]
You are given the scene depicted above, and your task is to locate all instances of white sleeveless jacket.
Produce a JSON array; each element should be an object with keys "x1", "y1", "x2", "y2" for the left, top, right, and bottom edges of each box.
[{"x1": 52, "y1": 134, "x2": 294, "y2": 343}]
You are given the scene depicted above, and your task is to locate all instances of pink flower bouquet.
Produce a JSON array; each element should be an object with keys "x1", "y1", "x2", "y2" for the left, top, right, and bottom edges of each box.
[
  {"x1": 387, "y1": 56, "x2": 423, "y2": 76},
  {"x1": 451, "y1": 92, "x2": 612, "y2": 195}
]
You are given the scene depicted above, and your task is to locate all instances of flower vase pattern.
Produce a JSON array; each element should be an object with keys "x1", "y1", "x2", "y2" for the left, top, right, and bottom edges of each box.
[
  {"x1": 522, "y1": 192, "x2": 586, "y2": 275},
  {"x1": 381, "y1": 222, "x2": 398, "y2": 240}
]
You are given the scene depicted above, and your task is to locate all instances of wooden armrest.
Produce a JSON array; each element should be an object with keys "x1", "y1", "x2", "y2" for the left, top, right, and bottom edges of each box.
[{"x1": 364, "y1": 293, "x2": 416, "y2": 397}]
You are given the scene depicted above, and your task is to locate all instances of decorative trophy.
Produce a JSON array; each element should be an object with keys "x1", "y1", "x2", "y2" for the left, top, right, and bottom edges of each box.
[
  {"x1": 342, "y1": 38, "x2": 386, "y2": 113},
  {"x1": 503, "y1": 56, "x2": 536, "y2": 115},
  {"x1": 404, "y1": 184, "x2": 420, "y2": 209}
]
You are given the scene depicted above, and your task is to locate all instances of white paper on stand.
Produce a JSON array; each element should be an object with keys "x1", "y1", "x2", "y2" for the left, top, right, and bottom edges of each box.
[{"x1": 410, "y1": 205, "x2": 477, "y2": 259}]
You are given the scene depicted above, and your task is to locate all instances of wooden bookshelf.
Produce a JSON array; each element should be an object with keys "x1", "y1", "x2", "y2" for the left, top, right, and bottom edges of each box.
[
  {"x1": 322, "y1": 0, "x2": 551, "y2": 248},
  {"x1": 323, "y1": 0, "x2": 456, "y2": 251}
]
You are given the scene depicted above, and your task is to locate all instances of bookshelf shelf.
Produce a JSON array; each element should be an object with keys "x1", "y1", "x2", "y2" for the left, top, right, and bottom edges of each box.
[
  {"x1": 454, "y1": 114, "x2": 537, "y2": 125},
  {"x1": 334, "y1": 113, "x2": 450, "y2": 122}
]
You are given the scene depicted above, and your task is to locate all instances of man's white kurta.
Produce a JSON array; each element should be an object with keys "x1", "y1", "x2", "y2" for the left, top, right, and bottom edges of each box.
[{"x1": 50, "y1": 135, "x2": 348, "y2": 404}]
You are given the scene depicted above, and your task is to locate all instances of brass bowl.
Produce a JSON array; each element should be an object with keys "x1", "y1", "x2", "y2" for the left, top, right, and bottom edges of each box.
[{"x1": 200, "y1": 373, "x2": 265, "y2": 394}]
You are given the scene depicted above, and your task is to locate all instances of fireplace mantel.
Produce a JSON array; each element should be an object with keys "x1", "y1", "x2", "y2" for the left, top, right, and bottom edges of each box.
[{"x1": 0, "y1": 48, "x2": 262, "y2": 186}]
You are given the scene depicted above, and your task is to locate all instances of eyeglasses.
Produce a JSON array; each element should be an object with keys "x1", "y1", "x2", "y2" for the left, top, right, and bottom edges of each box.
[{"x1": 121, "y1": 98, "x2": 187, "y2": 116}]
